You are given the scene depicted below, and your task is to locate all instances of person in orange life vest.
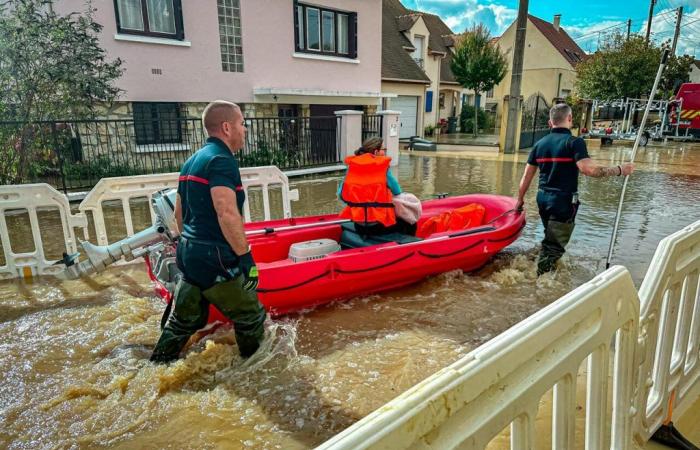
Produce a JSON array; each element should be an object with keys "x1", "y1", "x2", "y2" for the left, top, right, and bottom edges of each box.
[{"x1": 337, "y1": 137, "x2": 416, "y2": 236}]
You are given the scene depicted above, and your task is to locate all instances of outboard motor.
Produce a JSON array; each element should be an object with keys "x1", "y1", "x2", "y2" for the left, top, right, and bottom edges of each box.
[{"x1": 58, "y1": 189, "x2": 179, "y2": 280}]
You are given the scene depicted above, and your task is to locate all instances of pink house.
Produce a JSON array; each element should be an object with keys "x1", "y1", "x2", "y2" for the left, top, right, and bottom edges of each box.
[{"x1": 56, "y1": 0, "x2": 382, "y2": 120}]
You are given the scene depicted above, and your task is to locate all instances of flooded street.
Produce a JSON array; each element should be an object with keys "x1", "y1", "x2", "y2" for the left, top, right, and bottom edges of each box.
[{"x1": 1, "y1": 142, "x2": 699, "y2": 449}]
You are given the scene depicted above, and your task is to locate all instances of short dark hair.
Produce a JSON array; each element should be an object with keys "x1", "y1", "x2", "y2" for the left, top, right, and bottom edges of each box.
[{"x1": 550, "y1": 103, "x2": 572, "y2": 125}]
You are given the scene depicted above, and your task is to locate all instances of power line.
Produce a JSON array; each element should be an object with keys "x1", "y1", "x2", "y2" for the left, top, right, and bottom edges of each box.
[{"x1": 571, "y1": 8, "x2": 677, "y2": 44}]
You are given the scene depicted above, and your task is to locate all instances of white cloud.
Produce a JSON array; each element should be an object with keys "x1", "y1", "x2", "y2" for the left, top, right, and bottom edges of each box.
[
  {"x1": 563, "y1": 6, "x2": 700, "y2": 57},
  {"x1": 413, "y1": 1, "x2": 699, "y2": 57},
  {"x1": 643, "y1": 7, "x2": 700, "y2": 57},
  {"x1": 413, "y1": 0, "x2": 518, "y2": 35}
]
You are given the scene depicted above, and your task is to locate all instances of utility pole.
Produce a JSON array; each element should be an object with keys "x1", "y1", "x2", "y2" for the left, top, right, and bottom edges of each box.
[
  {"x1": 503, "y1": 0, "x2": 529, "y2": 154},
  {"x1": 627, "y1": 19, "x2": 632, "y2": 40},
  {"x1": 645, "y1": 0, "x2": 656, "y2": 43},
  {"x1": 670, "y1": 6, "x2": 683, "y2": 55}
]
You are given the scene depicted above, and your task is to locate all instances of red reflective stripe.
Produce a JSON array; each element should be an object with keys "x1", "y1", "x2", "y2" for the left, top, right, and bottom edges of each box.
[
  {"x1": 178, "y1": 175, "x2": 210, "y2": 185},
  {"x1": 235, "y1": 185, "x2": 243, "y2": 191},
  {"x1": 536, "y1": 157, "x2": 574, "y2": 163}
]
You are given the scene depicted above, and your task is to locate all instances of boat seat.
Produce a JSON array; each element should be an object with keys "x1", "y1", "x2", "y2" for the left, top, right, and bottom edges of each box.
[{"x1": 340, "y1": 222, "x2": 422, "y2": 249}]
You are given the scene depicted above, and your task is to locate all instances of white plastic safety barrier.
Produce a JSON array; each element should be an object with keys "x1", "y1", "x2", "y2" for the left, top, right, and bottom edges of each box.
[
  {"x1": 78, "y1": 166, "x2": 298, "y2": 246},
  {"x1": 78, "y1": 172, "x2": 179, "y2": 246},
  {"x1": 0, "y1": 184, "x2": 88, "y2": 279},
  {"x1": 633, "y1": 219, "x2": 700, "y2": 444},
  {"x1": 318, "y1": 266, "x2": 640, "y2": 450},
  {"x1": 0, "y1": 166, "x2": 298, "y2": 278}
]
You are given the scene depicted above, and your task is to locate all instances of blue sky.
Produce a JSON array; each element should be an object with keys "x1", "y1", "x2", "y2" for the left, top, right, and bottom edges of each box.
[{"x1": 401, "y1": 0, "x2": 700, "y2": 57}]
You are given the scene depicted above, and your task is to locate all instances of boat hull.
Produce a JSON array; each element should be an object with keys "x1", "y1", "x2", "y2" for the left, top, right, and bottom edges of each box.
[{"x1": 147, "y1": 194, "x2": 525, "y2": 318}]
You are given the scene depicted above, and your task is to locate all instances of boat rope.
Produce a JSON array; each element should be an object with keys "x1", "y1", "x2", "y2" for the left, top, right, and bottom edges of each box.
[
  {"x1": 257, "y1": 253, "x2": 416, "y2": 292},
  {"x1": 487, "y1": 222, "x2": 526, "y2": 243},
  {"x1": 335, "y1": 252, "x2": 415, "y2": 274},
  {"x1": 257, "y1": 270, "x2": 332, "y2": 293},
  {"x1": 418, "y1": 240, "x2": 484, "y2": 258}
]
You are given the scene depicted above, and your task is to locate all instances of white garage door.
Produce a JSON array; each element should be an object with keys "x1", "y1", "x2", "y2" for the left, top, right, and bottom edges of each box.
[{"x1": 391, "y1": 96, "x2": 418, "y2": 139}]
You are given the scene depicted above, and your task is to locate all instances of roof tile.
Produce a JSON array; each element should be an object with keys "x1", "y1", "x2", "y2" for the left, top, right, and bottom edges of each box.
[{"x1": 528, "y1": 14, "x2": 587, "y2": 67}]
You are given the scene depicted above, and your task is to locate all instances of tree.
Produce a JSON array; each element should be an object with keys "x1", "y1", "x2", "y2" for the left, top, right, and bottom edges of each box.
[
  {"x1": 0, "y1": 0, "x2": 123, "y2": 184},
  {"x1": 576, "y1": 33, "x2": 693, "y2": 101},
  {"x1": 659, "y1": 54, "x2": 694, "y2": 99},
  {"x1": 450, "y1": 24, "x2": 507, "y2": 137}
]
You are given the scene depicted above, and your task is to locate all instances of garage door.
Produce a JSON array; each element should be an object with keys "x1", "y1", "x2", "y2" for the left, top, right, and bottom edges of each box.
[{"x1": 391, "y1": 96, "x2": 418, "y2": 139}]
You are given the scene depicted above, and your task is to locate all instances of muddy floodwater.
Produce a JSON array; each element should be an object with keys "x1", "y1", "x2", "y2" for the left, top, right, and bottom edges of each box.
[{"x1": 1, "y1": 142, "x2": 699, "y2": 449}]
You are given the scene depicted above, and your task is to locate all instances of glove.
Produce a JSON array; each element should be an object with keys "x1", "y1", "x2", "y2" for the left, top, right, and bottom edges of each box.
[{"x1": 237, "y1": 251, "x2": 259, "y2": 291}]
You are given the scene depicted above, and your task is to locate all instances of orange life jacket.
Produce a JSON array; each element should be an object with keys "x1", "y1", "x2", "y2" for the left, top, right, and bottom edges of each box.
[
  {"x1": 416, "y1": 203, "x2": 486, "y2": 238},
  {"x1": 339, "y1": 153, "x2": 396, "y2": 227}
]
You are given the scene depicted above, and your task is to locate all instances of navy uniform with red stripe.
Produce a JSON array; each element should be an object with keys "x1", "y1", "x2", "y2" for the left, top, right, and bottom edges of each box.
[
  {"x1": 527, "y1": 127, "x2": 590, "y2": 275},
  {"x1": 151, "y1": 137, "x2": 266, "y2": 363}
]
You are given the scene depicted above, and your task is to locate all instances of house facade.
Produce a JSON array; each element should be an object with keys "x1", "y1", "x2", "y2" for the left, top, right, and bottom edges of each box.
[
  {"x1": 380, "y1": 0, "x2": 465, "y2": 139},
  {"x1": 492, "y1": 14, "x2": 585, "y2": 115},
  {"x1": 56, "y1": 0, "x2": 382, "y2": 120},
  {"x1": 690, "y1": 60, "x2": 700, "y2": 84}
]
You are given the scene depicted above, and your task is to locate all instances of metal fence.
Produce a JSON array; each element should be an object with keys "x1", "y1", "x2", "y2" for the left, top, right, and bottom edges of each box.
[
  {"x1": 242, "y1": 116, "x2": 341, "y2": 170},
  {"x1": 361, "y1": 114, "x2": 383, "y2": 141},
  {"x1": 0, "y1": 116, "x2": 341, "y2": 192}
]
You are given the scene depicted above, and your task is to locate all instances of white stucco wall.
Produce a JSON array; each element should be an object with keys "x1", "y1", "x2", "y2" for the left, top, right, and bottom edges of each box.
[{"x1": 493, "y1": 17, "x2": 578, "y2": 113}]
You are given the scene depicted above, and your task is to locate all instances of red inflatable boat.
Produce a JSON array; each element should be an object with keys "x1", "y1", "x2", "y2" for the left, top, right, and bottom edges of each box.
[{"x1": 146, "y1": 194, "x2": 524, "y2": 318}]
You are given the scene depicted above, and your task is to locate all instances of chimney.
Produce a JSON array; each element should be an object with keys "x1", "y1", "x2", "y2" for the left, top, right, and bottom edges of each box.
[{"x1": 553, "y1": 14, "x2": 561, "y2": 31}]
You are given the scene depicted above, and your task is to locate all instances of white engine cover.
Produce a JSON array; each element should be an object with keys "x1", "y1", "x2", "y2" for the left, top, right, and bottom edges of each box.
[{"x1": 288, "y1": 239, "x2": 340, "y2": 262}]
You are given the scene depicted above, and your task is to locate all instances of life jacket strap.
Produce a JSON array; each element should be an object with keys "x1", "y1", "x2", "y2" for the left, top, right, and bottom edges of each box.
[{"x1": 342, "y1": 199, "x2": 395, "y2": 208}]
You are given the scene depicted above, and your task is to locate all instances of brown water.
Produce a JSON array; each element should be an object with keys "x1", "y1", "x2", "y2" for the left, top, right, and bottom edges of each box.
[{"x1": 1, "y1": 142, "x2": 699, "y2": 449}]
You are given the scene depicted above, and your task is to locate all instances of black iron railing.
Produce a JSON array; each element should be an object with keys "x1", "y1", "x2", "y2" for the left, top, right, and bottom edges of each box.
[
  {"x1": 241, "y1": 116, "x2": 341, "y2": 169},
  {"x1": 1, "y1": 116, "x2": 342, "y2": 192},
  {"x1": 361, "y1": 114, "x2": 383, "y2": 141}
]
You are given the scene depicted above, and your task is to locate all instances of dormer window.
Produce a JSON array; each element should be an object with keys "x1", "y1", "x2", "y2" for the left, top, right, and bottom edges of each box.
[{"x1": 412, "y1": 35, "x2": 425, "y2": 68}]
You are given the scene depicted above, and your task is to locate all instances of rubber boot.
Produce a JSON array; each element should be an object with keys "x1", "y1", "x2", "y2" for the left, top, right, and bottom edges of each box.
[
  {"x1": 150, "y1": 279, "x2": 209, "y2": 363},
  {"x1": 537, "y1": 219, "x2": 574, "y2": 276},
  {"x1": 651, "y1": 423, "x2": 699, "y2": 450},
  {"x1": 202, "y1": 277, "x2": 266, "y2": 358}
]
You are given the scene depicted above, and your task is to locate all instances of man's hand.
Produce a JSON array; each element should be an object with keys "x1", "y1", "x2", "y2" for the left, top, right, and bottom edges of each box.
[
  {"x1": 620, "y1": 163, "x2": 634, "y2": 176},
  {"x1": 237, "y1": 251, "x2": 259, "y2": 291},
  {"x1": 515, "y1": 198, "x2": 525, "y2": 213}
]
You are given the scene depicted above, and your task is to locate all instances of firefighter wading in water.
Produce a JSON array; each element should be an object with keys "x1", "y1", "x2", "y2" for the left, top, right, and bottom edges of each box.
[
  {"x1": 151, "y1": 100, "x2": 266, "y2": 363},
  {"x1": 515, "y1": 103, "x2": 635, "y2": 276}
]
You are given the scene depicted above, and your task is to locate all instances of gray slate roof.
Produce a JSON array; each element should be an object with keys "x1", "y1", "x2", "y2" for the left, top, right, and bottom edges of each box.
[{"x1": 381, "y1": 0, "x2": 435, "y2": 83}]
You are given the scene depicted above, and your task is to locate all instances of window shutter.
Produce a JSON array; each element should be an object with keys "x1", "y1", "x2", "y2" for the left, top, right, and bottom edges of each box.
[
  {"x1": 350, "y1": 12, "x2": 358, "y2": 59},
  {"x1": 293, "y1": 1, "x2": 300, "y2": 52},
  {"x1": 174, "y1": 0, "x2": 185, "y2": 40}
]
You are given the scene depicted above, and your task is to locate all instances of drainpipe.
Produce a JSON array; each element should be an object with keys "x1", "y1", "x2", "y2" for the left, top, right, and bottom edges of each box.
[
  {"x1": 556, "y1": 72, "x2": 562, "y2": 100},
  {"x1": 435, "y1": 53, "x2": 442, "y2": 130}
]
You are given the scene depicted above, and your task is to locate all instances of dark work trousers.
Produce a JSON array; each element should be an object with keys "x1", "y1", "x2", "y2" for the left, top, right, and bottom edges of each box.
[
  {"x1": 536, "y1": 189, "x2": 579, "y2": 276},
  {"x1": 150, "y1": 238, "x2": 267, "y2": 363}
]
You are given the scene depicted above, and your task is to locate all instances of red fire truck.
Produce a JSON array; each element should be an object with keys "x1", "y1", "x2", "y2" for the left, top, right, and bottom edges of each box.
[{"x1": 668, "y1": 83, "x2": 700, "y2": 139}]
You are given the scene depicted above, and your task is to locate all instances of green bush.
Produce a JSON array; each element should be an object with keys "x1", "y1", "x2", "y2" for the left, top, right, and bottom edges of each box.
[
  {"x1": 63, "y1": 155, "x2": 137, "y2": 181},
  {"x1": 239, "y1": 140, "x2": 300, "y2": 169},
  {"x1": 459, "y1": 105, "x2": 493, "y2": 133}
]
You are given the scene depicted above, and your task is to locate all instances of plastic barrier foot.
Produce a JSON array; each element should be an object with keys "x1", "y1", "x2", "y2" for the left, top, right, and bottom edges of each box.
[{"x1": 651, "y1": 423, "x2": 699, "y2": 450}]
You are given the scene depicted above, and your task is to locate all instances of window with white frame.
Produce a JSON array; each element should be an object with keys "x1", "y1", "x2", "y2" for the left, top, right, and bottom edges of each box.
[
  {"x1": 114, "y1": 0, "x2": 184, "y2": 40},
  {"x1": 217, "y1": 0, "x2": 244, "y2": 72},
  {"x1": 294, "y1": 2, "x2": 357, "y2": 58}
]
